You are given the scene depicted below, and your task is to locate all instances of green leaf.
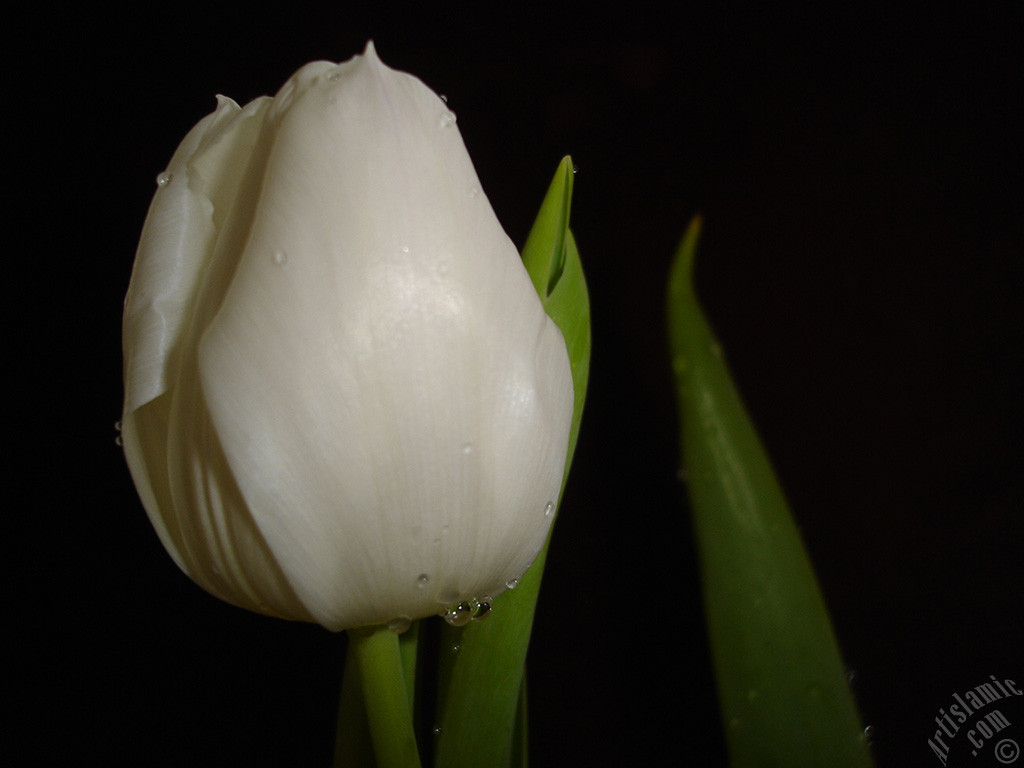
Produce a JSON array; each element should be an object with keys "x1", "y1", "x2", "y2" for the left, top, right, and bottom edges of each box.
[
  {"x1": 433, "y1": 156, "x2": 590, "y2": 768},
  {"x1": 511, "y1": 676, "x2": 529, "y2": 768},
  {"x1": 666, "y1": 216, "x2": 872, "y2": 767}
]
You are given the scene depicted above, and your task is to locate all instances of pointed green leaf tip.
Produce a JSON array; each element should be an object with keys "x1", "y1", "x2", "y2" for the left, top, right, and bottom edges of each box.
[
  {"x1": 434, "y1": 157, "x2": 590, "y2": 768},
  {"x1": 666, "y1": 217, "x2": 873, "y2": 768},
  {"x1": 668, "y1": 212, "x2": 702, "y2": 297},
  {"x1": 522, "y1": 155, "x2": 590, "y2": 481},
  {"x1": 522, "y1": 155, "x2": 574, "y2": 299}
]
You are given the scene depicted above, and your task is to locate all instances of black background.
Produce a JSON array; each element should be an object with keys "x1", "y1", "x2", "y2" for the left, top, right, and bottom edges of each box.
[{"x1": 28, "y1": 3, "x2": 1021, "y2": 767}]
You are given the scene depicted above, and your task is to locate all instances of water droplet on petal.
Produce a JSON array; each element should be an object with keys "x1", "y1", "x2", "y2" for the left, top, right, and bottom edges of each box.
[
  {"x1": 861, "y1": 725, "x2": 875, "y2": 745},
  {"x1": 433, "y1": 725, "x2": 443, "y2": 736},
  {"x1": 439, "y1": 94, "x2": 448, "y2": 103},
  {"x1": 114, "y1": 435, "x2": 123, "y2": 447},
  {"x1": 327, "y1": 68, "x2": 342, "y2": 82},
  {"x1": 400, "y1": 245, "x2": 410, "y2": 253},
  {"x1": 439, "y1": 110, "x2": 457, "y2": 128},
  {"x1": 462, "y1": 443, "x2": 473, "y2": 454},
  {"x1": 273, "y1": 250, "x2": 288, "y2": 265},
  {"x1": 471, "y1": 599, "x2": 491, "y2": 621},
  {"x1": 155, "y1": 171, "x2": 173, "y2": 187},
  {"x1": 451, "y1": 643, "x2": 461, "y2": 654},
  {"x1": 416, "y1": 573, "x2": 430, "y2": 588},
  {"x1": 387, "y1": 616, "x2": 412, "y2": 634},
  {"x1": 469, "y1": 186, "x2": 480, "y2": 198},
  {"x1": 544, "y1": 501, "x2": 554, "y2": 518},
  {"x1": 442, "y1": 602, "x2": 473, "y2": 627},
  {"x1": 505, "y1": 578, "x2": 519, "y2": 590}
]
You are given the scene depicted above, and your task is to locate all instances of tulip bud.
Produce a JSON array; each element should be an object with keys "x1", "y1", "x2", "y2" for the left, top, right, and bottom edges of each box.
[{"x1": 121, "y1": 43, "x2": 573, "y2": 632}]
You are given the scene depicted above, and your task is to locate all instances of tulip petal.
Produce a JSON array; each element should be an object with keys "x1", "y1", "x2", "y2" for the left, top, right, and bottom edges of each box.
[
  {"x1": 196, "y1": 48, "x2": 573, "y2": 630},
  {"x1": 123, "y1": 93, "x2": 269, "y2": 415},
  {"x1": 123, "y1": 89, "x2": 319, "y2": 619}
]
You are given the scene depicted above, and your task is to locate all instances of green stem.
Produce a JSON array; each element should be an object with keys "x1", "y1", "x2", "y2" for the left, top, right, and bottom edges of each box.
[
  {"x1": 347, "y1": 625, "x2": 423, "y2": 768},
  {"x1": 333, "y1": 639, "x2": 373, "y2": 768},
  {"x1": 398, "y1": 621, "x2": 419, "y2": 720}
]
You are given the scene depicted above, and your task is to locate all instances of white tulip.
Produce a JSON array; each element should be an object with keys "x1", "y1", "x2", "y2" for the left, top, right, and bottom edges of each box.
[{"x1": 121, "y1": 43, "x2": 573, "y2": 632}]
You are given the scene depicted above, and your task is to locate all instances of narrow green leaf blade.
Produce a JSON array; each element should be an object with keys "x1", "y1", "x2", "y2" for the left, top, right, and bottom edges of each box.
[
  {"x1": 524, "y1": 157, "x2": 590, "y2": 478},
  {"x1": 434, "y1": 156, "x2": 590, "y2": 768},
  {"x1": 666, "y1": 216, "x2": 872, "y2": 767}
]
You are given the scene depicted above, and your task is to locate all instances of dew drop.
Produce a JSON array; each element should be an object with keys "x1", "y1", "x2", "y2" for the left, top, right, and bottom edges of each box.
[
  {"x1": 114, "y1": 435, "x2": 123, "y2": 447},
  {"x1": 451, "y1": 643, "x2": 461, "y2": 654},
  {"x1": 861, "y1": 725, "x2": 874, "y2": 744},
  {"x1": 387, "y1": 616, "x2": 412, "y2": 634},
  {"x1": 114, "y1": 420, "x2": 122, "y2": 432},
  {"x1": 400, "y1": 245, "x2": 410, "y2": 253},
  {"x1": 442, "y1": 602, "x2": 474, "y2": 627},
  {"x1": 273, "y1": 250, "x2": 288, "y2": 265},
  {"x1": 471, "y1": 599, "x2": 491, "y2": 622},
  {"x1": 155, "y1": 171, "x2": 173, "y2": 187},
  {"x1": 439, "y1": 94, "x2": 448, "y2": 103},
  {"x1": 416, "y1": 573, "x2": 430, "y2": 588},
  {"x1": 433, "y1": 725, "x2": 442, "y2": 736},
  {"x1": 544, "y1": 501, "x2": 554, "y2": 518},
  {"x1": 469, "y1": 186, "x2": 480, "y2": 198},
  {"x1": 505, "y1": 578, "x2": 519, "y2": 590},
  {"x1": 846, "y1": 669, "x2": 857, "y2": 684},
  {"x1": 439, "y1": 110, "x2": 457, "y2": 128},
  {"x1": 462, "y1": 443, "x2": 473, "y2": 454},
  {"x1": 327, "y1": 68, "x2": 343, "y2": 82}
]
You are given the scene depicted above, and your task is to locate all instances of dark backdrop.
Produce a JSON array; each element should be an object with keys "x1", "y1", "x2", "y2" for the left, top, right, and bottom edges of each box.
[{"x1": 29, "y1": 4, "x2": 1021, "y2": 767}]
